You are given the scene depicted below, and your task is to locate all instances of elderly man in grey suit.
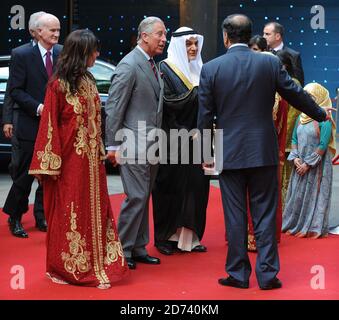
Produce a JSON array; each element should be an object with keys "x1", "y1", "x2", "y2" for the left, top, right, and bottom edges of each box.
[{"x1": 105, "y1": 17, "x2": 167, "y2": 269}]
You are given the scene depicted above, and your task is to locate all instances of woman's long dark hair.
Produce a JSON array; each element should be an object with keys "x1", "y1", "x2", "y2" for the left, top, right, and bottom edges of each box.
[{"x1": 54, "y1": 29, "x2": 100, "y2": 94}]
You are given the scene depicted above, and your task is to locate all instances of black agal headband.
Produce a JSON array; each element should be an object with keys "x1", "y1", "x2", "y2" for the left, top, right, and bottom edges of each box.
[{"x1": 172, "y1": 30, "x2": 198, "y2": 37}]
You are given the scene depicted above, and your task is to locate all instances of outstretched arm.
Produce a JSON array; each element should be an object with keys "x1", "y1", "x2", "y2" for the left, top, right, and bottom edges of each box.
[{"x1": 275, "y1": 61, "x2": 326, "y2": 122}]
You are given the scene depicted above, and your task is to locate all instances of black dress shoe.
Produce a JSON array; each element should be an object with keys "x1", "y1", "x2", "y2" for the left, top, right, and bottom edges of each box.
[
  {"x1": 133, "y1": 255, "x2": 161, "y2": 264},
  {"x1": 9, "y1": 218, "x2": 28, "y2": 238},
  {"x1": 192, "y1": 245, "x2": 207, "y2": 252},
  {"x1": 126, "y1": 257, "x2": 136, "y2": 270},
  {"x1": 35, "y1": 219, "x2": 47, "y2": 232},
  {"x1": 260, "y1": 277, "x2": 282, "y2": 290},
  {"x1": 156, "y1": 244, "x2": 174, "y2": 255},
  {"x1": 218, "y1": 276, "x2": 249, "y2": 289}
]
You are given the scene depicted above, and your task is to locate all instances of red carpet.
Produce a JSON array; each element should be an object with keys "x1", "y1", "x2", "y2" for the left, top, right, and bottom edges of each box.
[{"x1": 1, "y1": 186, "x2": 339, "y2": 300}]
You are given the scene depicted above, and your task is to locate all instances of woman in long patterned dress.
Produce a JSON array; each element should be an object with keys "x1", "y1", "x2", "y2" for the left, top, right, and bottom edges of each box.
[
  {"x1": 282, "y1": 83, "x2": 336, "y2": 238},
  {"x1": 29, "y1": 29, "x2": 129, "y2": 288}
]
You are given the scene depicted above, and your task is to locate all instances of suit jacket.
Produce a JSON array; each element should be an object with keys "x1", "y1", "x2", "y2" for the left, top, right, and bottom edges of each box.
[
  {"x1": 2, "y1": 82, "x2": 15, "y2": 125},
  {"x1": 198, "y1": 45, "x2": 326, "y2": 170},
  {"x1": 9, "y1": 43, "x2": 62, "y2": 141},
  {"x1": 105, "y1": 47, "x2": 164, "y2": 162},
  {"x1": 282, "y1": 45, "x2": 304, "y2": 87},
  {"x1": 2, "y1": 42, "x2": 33, "y2": 126}
]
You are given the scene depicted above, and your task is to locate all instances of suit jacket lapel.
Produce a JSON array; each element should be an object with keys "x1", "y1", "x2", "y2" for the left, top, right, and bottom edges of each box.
[
  {"x1": 134, "y1": 48, "x2": 160, "y2": 99},
  {"x1": 32, "y1": 45, "x2": 48, "y2": 81}
]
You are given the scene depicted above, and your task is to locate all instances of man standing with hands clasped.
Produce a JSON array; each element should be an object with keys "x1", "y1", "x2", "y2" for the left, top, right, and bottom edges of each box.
[
  {"x1": 2, "y1": 11, "x2": 46, "y2": 140},
  {"x1": 105, "y1": 17, "x2": 167, "y2": 269},
  {"x1": 198, "y1": 14, "x2": 334, "y2": 290},
  {"x1": 3, "y1": 13, "x2": 62, "y2": 238}
]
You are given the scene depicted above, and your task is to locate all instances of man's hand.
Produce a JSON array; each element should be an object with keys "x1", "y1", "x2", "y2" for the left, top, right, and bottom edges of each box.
[
  {"x1": 3, "y1": 124, "x2": 13, "y2": 138},
  {"x1": 106, "y1": 150, "x2": 119, "y2": 167},
  {"x1": 34, "y1": 174, "x2": 42, "y2": 183},
  {"x1": 202, "y1": 162, "x2": 214, "y2": 170},
  {"x1": 323, "y1": 107, "x2": 336, "y2": 121}
]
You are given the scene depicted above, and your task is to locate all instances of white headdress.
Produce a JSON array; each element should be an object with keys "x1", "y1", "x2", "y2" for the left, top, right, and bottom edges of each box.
[{"x1": 167, "y1": 27, "x2": 204, "y2": 86}]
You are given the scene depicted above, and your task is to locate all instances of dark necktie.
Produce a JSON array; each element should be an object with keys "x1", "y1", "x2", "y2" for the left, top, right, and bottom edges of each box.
[
  {"x1": 271, "y1": 49, "x2": 278, "y2": 55},
  {"x1": 149, "y1": 58, "x2": 158, "y2": 82},
  {"x1": 45, "y1": 50, "x2": 53, "y2": 78}
]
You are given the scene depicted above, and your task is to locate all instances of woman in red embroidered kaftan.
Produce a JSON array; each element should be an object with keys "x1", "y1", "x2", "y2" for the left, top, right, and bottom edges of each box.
[{"x1": 29, "y1": 30, "x2": 128, "y2": 288}]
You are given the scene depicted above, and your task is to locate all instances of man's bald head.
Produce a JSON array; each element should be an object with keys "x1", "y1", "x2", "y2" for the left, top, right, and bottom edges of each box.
[
  {"x1": 222, "y1": 14, "x2": 252, "y2": 45},
  {"x1": 36, "y1": 13, "x2": 60, "y2": 29},
  {"x1": 36, "y1": 13, "x2": 60, "y2": 49}
]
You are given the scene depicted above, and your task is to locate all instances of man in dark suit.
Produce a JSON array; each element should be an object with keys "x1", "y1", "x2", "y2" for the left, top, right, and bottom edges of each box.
[
  {"x1": 2, "y1": 11, "x2": 46, "y2": 139},
  {"x1": 263, "y1": 21, "x2": 304, "y2": 86},
  {"x1": 105, "y1": 17, "x2": 167, "y2": 269},
  {"x1": 2, "y1": 12, "x2": 46, "y2": 237},
  {"x1": 3, "y1": 13, "x2": 62, "y2": 238},
  {"x1": 198, "y1": 14, "x2": 331, "y2": 290}
]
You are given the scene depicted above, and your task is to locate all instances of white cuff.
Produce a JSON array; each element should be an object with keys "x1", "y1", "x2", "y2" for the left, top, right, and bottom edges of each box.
[
  {"x1": 106, "y1": 146, "x2": 119, "y2": 151},
  {"x1": 37, "y1": 104, "x2": 43, "y2": 116}
]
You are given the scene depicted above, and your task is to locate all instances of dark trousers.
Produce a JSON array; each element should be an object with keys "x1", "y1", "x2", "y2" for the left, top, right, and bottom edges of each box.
[
  {"x1": 219, "y1": 165, "x2": 280, "y2": 287},
  {"x1": 3, "y1": 137, "x2": 44, "y2": 221}
]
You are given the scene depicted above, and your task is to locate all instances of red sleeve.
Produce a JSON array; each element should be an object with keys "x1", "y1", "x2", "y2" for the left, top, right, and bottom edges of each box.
[{"x1": 29, "y1": 80, "x2": 62, "y2": 176}]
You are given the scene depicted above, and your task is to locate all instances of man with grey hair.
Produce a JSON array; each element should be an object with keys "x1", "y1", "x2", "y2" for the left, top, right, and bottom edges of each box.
[
  {"x1": 2, "y1": 11, "x2": 47, "y2": 236},
  {"x1": 2, "y1": 11, "x2": 46, "y2": 139},
  {"x1": 28, "y1": 11, "x2": 46, "y2": 43},
  {"x1": 105, "y1": 16, "x2": 167, "y2": 269},
  {"x1": 3, "y1": 13, "x2": 62, "y2": 238}
]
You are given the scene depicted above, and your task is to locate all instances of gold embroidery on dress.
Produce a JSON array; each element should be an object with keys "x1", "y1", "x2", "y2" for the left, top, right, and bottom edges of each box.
[
  {"x1": 89, "y1": 155, "x2": 110, "y2": 285},
  {"x1": 247, "y1": 224, "x2": 257, "y2": 251},
  {"x1": 74, "y1": 115, "x2": 89, "y2": 157},
  {"x1": 247, "y1": 234, "x2": 257, "y2": 252},
  {"x1": 62, "y1": 76, "x2": 112, "y2": 284},
  {"x1": 60, "y1": 77, "x2": 102, "y2": 157},
  {"x1": 61, "y1": 202, "x2": 91, "y2": 280},
  {"x1": 60, "y1": 76, "x2": 121, "y2": 286},
  {"x1": 36, "y1": 113, "x2": 62, "y2": 171},
  {"x1": 105, "y1": 220, "x2": 125, "y2": 266},
  {"x1": 272, "y1": 93, "x2": 281, "y2": 121},
  {"x1": 59, "y1": 79, "x2": 83, "y2": 115}
]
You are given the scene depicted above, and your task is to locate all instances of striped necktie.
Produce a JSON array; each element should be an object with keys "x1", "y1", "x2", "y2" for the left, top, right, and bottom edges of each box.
[{"x1": 149, "y1": 58, "x2": 158, "y2": 82}]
